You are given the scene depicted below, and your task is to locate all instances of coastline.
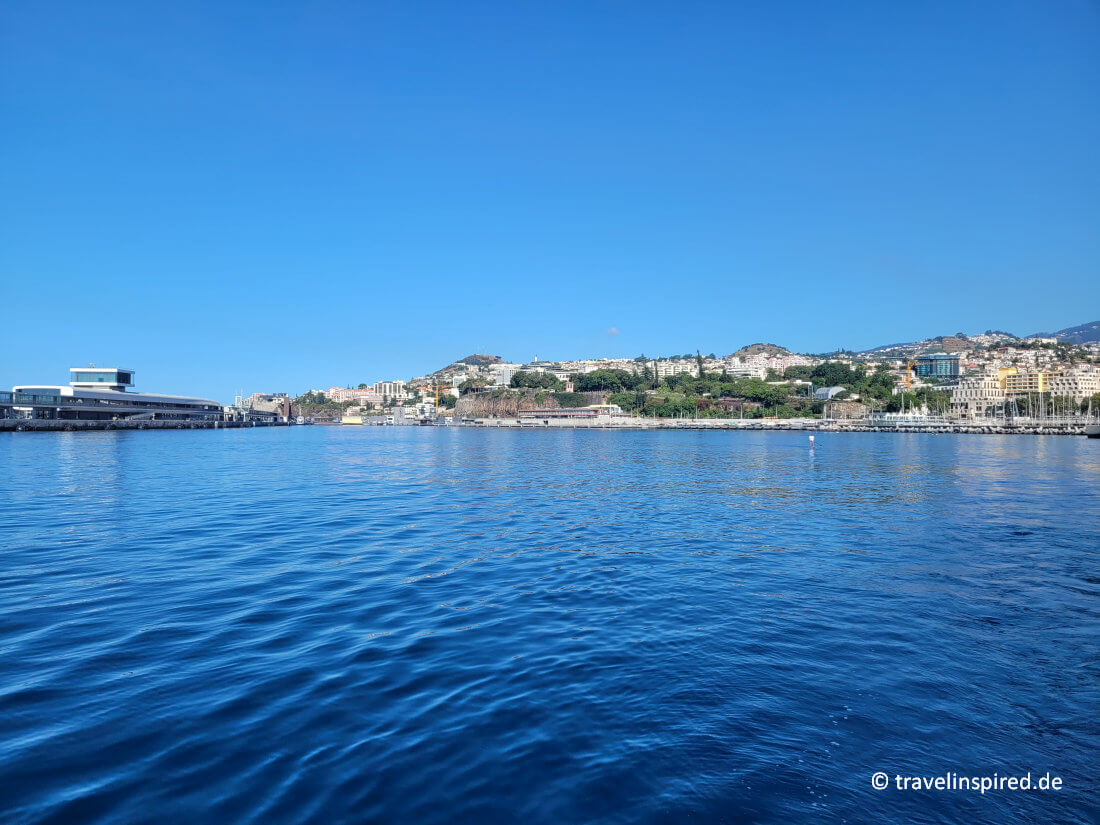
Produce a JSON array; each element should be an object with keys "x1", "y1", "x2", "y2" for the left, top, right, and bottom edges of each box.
[
  {"x1": 0, "y1": 419, "x2": 290, "y2": 433},
  {"x1": 452, "y1": 418, "x2": 1094, "y2": 436},
  {"x1": 3, "y1": 417, "x2": 1093, "y2": 436}
]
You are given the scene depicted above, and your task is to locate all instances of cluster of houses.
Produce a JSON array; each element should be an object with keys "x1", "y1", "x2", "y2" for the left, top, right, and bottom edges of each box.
[{"x1": 315, "y1": 334, "x2": 1100, "y2": 422}]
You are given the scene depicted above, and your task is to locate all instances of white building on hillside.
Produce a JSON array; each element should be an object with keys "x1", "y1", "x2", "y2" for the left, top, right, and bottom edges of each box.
[
  {"x1": 1047, "y1": 365, "x2": 1100, "y2": 403},
  {"x1": 950, "y1": 371, "x2": 1006, "y2": 419}
]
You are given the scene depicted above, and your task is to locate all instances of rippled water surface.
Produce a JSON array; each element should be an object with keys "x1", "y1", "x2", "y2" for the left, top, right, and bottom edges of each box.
[{"x1": 1, "y1": 428, "x2": 1097, "y2": 824}]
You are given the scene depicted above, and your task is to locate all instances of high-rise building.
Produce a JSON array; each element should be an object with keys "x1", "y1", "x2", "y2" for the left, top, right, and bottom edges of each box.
[{"x1": 915, "y1": 353, "x2": 959, "y2": 379}]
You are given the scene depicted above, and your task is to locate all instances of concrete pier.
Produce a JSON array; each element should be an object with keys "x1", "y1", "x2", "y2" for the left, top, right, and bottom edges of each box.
[
  {"x1": 3, "y1": 417, "x2": 1093, "y2": 436},
  {"x1": 455, "y1": 417, "x2": 1095, "y2": 436},
  {"x1": 0, "y1": 419, "x2": 289, "y2": 433}
]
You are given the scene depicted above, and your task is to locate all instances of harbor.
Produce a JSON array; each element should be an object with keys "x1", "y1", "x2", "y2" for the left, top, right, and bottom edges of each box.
[
  {"x1": 438, "y1": 417, "x2": 1097, "y2": 436},
  {"x1": 0, "y1": 418, "x2": 291, "y2": 432},
  {"x1": 337, "y1": 405, "x2": 1100, "y2": 436}
]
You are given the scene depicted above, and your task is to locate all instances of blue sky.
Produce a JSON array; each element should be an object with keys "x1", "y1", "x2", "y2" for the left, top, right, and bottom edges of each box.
[{"x1": 2, "y1": 1, "x2": 1098, "y2": 401}]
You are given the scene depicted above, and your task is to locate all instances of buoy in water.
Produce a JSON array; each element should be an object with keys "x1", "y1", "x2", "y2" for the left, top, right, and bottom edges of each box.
[{"x1": 808, "y1": 435, "x2": 815, "y2": 446}]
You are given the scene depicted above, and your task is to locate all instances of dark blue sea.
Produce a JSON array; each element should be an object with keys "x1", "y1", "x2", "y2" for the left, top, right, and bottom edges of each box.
[{"x1": 1, "y1": 428, "x2": 1097, "y2": 824}]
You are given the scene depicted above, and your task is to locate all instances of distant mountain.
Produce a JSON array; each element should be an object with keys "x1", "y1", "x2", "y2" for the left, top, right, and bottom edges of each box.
[
  {"x1": 457, "y1": 354, "x2": 503, "y2": 367},
  {"x1": 729, "y1": 343, "x2": 791, "y2": 358},
  {"x1": 432, "y1": 353, "x2": 504, "y2": 377},
  {"x1": 858, "y1": 321, "x2": 1099, "y2": 355},
  {"x1": 860, "y1": 334, "x2": 972, "y2": 355},
  {"x1": 1029, "y1": 321, "x2": 1100, "y2": 345},
  {"x1": 928, "y1": 335, "x2": 970, "y2": 353}
]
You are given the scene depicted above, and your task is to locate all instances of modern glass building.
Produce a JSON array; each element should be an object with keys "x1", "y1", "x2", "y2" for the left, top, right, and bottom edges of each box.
[
  {"x1": 915, "y1": 353, "x2": 960, "y2": 379},
  {"x1": 9, "y1": 367, "x2": 223, "y2": 421}
]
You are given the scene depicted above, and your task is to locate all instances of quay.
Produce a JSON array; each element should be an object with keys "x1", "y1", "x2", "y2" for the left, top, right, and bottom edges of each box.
[
  {"x1": 0, "y1": 419, "x2": 288, "y2": 433},
  {"x1": 5, "y1": 415, "x2": 1092, "y2": 436},
  {"x1": 437, "y1": 405, "x2": 1097, "y2": 435},
  {"x1": 443, "y1": 416, "x2": 1095, "y2": 436}
]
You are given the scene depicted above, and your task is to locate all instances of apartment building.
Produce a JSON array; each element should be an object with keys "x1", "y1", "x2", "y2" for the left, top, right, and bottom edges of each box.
[
  {"x1": 950, "y1": 371, "x2": 1006, "y2": 419},
  {"x1": 999, "y1": 368, "x2": 1052, "y2": 395},
  {"x1": 373, "y1": 381, "x2": 407, "y2": 401},
  {"x1": 1047, "y1": 365, "x2": 1100, "y2": 403},
  {"x1": 653, "y1": 360, "x2": 698, "y2": 378}
]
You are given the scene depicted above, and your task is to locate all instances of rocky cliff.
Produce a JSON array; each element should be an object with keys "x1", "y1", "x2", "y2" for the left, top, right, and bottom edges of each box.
[{"x1": 454, "y1": 390, "x2": 605, "y2": 418}]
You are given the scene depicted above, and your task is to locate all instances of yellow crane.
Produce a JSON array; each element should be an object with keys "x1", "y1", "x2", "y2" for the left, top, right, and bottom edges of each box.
[{"x1": 429, "y1": 381, "x2": 448, "y2": 411}]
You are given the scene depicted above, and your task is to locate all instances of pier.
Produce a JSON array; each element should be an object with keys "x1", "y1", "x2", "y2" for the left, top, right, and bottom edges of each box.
[
  {"x1": 448, "y1": 416, "x2": 1095, "y2": 436},
  {"x1": 0, "y1": 419, "x2": 289, "y2": 433}
]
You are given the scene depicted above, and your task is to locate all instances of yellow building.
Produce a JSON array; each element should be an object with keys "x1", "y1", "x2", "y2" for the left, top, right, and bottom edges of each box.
[{"x1": 998, "y1": 368, "x2": 1055, "y2": 395}]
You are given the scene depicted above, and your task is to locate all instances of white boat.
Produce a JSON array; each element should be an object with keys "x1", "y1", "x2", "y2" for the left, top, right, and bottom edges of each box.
[{"x1": 1085, "y1": 424, "x2": 1100, "y2": 438}]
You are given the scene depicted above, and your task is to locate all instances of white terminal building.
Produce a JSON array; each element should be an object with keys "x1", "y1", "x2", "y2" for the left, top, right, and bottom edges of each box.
[{"x1": 9, "y1": 367, "x2": 223, "y2": 422}]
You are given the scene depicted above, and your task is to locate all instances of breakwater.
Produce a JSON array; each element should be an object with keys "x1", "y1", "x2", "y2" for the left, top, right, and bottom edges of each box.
[
  {"x1": 0, "y1": 419, "x2": 289, "y2": 433},
  {"x1": 5, "y1": 417, "x2": 1094, "y2": 436},
  {"x1": 459, "y1": 417, "x2": 1095, "y2": 436}
]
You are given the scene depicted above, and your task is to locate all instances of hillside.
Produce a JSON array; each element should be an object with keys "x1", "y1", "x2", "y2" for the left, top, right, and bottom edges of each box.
[
  {"x1": 458, "y1": 353, "x2": 504, "y2": 367},
  {"x1": 862, "y1": 333, "x2": 973, "y2": 355},
  {"x1": 729, "y1": 343, "x2": 791, "y2": 358},
  {"x1": 433, "y1": 353, "x2": 504, "y2": 377},
  {"x1": 1029, "y1": 321, "x2": 1100, "y2": 345},
  {"x1": 927, "y1": 335, "x2": 970, "y2": 353}
]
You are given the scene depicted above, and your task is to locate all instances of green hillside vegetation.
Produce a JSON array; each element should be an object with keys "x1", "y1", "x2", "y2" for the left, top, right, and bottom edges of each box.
[
  {"x1": 463, "y1": 361, "x2": 954, "y2": 419},
  {"x1": 292, "y1": 391, "x2": 356, "y2": 417}
]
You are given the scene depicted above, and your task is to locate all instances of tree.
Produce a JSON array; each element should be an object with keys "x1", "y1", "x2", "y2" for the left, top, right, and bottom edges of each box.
[
  {"x1": 295, "y1": 390, "x2": 332, "y2": 405},
  {"x1": 644, "y1": 395, "x2": 698, "y2": 418},
  {"x1": 552, "y1": 392, "x2": 588, "y2": 408},
  {"x1": 810, "y1": 361, "x2": 863, "y2": 388},
  {"x1": 510, "y1": 371, "x2": 563, "y2": 391},
  {"x1": 458, "y1": 377, "x2": 488, "y2": 393},
  {"x1": 571, "y1": 369, "x2": 640, "y2": 393},
  {"x1": 608, "y1": 391, "x2": 642, "y2": 412}
]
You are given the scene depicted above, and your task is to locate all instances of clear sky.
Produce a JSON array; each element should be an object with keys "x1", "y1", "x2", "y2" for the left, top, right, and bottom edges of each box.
[{"x1": 2, "y1": 1, "x2": 1098, "y2": 401}]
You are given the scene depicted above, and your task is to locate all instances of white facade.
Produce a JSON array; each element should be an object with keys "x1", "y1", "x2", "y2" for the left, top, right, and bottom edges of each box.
[
  {"x1": 1047, "y1": 365, "x2": 1100, "y2": 402},
  {"x1": 725, "y1": 364, "x2": 768, "y2": 380},
  {"x1": 653, "y1": 361, "x2": 698, "y2": 378},
  {"x1": 13, "y1": 367, "x2": 222, "y2": 422},
  {"x1": 373, "y1": 381, "x2": 407, "y2": 400},
  {"x1": 950, "y1": 372, "x2": 1006, "y2": 419}
]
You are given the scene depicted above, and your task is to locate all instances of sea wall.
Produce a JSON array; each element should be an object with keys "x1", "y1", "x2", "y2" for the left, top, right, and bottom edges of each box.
[{"x1": 0, "y1": 420, "x2": 287, "y2": 432}]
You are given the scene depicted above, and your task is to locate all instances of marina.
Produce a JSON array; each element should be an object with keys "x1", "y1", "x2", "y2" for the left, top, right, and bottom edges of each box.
[{"x1": 5, "y1": 409, "x2": 1096, "y2": 436}]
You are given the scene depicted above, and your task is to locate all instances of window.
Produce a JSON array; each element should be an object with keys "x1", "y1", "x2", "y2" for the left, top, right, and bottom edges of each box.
[{"x1": 72, "y1": 371, "x2": 131, "y2": 384}]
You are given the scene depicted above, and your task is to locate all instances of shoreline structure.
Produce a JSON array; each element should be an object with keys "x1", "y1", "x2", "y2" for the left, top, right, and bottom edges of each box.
[
  {"x1": 2, "y1": 417, "x2": 1093, "y2": 436},
  {"x1": 5, "y1": 363, "x2": 1097, "y2": 436}
]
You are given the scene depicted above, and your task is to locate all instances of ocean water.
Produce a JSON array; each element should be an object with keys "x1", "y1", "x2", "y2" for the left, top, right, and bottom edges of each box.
[{"x1": 1, "y1": 427, "x2": 1097, "y2": 825}]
